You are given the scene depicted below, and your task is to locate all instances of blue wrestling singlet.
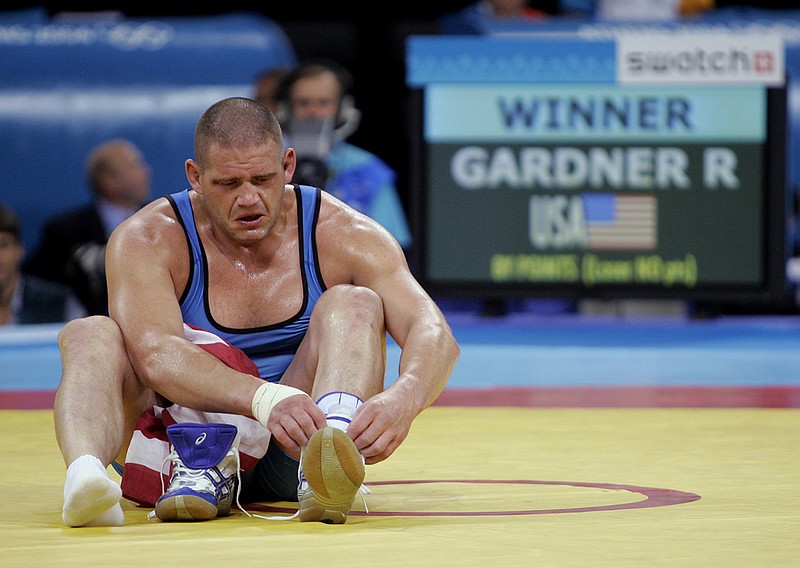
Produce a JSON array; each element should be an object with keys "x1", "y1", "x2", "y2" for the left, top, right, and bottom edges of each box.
[{"x1": 166, "y1": 185, "x2": 327, "y2": 382}]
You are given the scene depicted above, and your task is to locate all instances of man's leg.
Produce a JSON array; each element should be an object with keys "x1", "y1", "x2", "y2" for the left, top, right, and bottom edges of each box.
[
  {"x1": 284, "y1": 284, "x2": 386, "y2": 401},
  {"x1": 54, "y1": 316, "x2": 156, "y2": 527},
  {"x1": 282, "y1": 285, "x2": 386, "y2": 522}
]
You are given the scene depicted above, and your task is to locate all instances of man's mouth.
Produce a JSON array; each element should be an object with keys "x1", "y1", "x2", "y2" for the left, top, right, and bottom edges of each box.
[{"x1": 238, "y1": 213, "x2": 263, "y2": 224}]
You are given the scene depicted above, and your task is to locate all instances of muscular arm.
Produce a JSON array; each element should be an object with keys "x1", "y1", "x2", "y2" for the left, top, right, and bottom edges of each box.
[
  {"x1": 370, "y1": 259, "x2": 459, "y2": 414},
  {"x1": 360, "y1": 268, "x2": 460, "y2": 464},
  {"x1": 106, "y1": 200, "x2": 263, "y2": 415}
]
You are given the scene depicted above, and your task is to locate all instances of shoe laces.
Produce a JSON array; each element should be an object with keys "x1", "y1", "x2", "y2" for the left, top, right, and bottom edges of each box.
[
  {"x1": 164, "y1": 456, "x2": 217, "y2": 493},
  {"x1": 147, "y1": 448, "x2": 248, "y2": 520}
]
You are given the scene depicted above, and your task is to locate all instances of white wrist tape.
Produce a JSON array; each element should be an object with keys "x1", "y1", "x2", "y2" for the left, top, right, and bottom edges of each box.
[{"x1": 251, "y1": 382, "x2": 310, "y2": 427}]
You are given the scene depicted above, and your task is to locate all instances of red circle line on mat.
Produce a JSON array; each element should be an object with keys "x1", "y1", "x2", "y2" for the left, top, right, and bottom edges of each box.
[{"x1": 250, "y1": 479, "x2": 701, "y2": 517}]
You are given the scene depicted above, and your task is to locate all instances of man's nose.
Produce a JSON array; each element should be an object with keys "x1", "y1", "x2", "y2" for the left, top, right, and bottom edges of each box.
[{"x1": 237, "y1": 184, "x2": 261, "y2": 204}]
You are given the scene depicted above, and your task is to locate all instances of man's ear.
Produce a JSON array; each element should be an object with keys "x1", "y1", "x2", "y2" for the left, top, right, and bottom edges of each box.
[
  {"x1": 185, "y1": 159, "x2": 203, "y2": 193},
  {"x1": 283, "y1": 148, "x2": 297, "y2": 183}
]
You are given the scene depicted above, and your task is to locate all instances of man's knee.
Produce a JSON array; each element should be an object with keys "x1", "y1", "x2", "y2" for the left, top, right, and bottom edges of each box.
[
  {"x1": 58, "y1": 315, "x2": 121, "y2": 349},
  {"x1": 58, "y1": 315, "x2": 133, "y2": 378},
  {"x1": 314, "y1": 285, "x2": 384, "y2": 326}
]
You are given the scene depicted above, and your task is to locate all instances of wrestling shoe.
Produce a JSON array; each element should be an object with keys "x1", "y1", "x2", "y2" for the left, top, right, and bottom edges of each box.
[
  {"x1": 298, "y1": 426, "x2": 365, "y2": 524},
  {"x1": 154, "y1": 422, "x2": 241, "y2": 522}
]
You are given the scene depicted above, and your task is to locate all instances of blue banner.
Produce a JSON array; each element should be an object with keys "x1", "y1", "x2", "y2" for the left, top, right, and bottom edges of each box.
[
  {"x1": 0, "y1": 12, "x2": 295, "y2": 87},
  {"x1": 407, "y1": 36, "x2": 615, "y2": 85}
]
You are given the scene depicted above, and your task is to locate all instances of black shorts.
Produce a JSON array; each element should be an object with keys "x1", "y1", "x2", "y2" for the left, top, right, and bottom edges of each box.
[{"x1": 238, "y1": 441, "x2": 300, "y2": 503}]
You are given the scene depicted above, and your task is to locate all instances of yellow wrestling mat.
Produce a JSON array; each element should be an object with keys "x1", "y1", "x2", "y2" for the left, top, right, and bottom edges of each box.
[{"x1": 1, "y1": 407, "x2": 798, "y2": 567}]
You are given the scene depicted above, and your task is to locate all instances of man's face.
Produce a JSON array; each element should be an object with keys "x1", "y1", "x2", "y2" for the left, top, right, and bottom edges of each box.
[
  {"x1": 187, "y1": 140, "x2": 296, "y2": 246},
  {"x1": 101, "y1": 144, "x2": 152, "y2": 207},
  {"x1": 288, "y1": 71, "x2": 341, "y2": 121}
]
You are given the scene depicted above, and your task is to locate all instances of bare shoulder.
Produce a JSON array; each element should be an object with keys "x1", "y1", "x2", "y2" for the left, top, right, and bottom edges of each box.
[
  {"x1": 109, "y1": 196, "x2": 184, "y2": 251},
  {"x1": 106, "y1": 196, "x2": 189, "y2": 280},
  {"x1": 314, "y1": 191, "x2": 442, "y2": 347},
  {"x1": 316, "y1": 191, "x2": 399, "y2": 250},
  {"x1": 315, "y1": 191, "x2": 406, "y2": 283}
]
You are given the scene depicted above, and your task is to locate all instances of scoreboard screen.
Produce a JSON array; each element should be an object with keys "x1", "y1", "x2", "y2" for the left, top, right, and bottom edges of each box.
[{"x1": 406, "y1": 35, "x2": 788, "y2": 304}]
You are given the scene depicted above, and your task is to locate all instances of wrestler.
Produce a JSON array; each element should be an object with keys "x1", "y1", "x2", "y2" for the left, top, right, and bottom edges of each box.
[{"x1": 53, "y1": 97, "x2": 459, "y2": 526}]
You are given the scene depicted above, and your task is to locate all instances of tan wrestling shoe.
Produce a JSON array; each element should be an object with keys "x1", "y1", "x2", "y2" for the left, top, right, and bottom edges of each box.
[{"x1": 298, "y1": 427, "x2": 365, "y2": 524}]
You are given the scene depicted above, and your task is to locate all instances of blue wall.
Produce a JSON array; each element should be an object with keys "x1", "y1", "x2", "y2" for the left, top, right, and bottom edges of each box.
[{"x1": 0, "y1": 9, "x2": 296, "y2": 253}]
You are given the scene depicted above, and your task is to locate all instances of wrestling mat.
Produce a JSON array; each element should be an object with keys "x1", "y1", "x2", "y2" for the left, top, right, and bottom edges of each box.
[{"x1": 1, "y1": 406, "x2": 797, "y2": 567}]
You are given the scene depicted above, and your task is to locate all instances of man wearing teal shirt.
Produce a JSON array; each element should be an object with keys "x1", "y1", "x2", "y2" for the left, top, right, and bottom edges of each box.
[{"x1": 274, "y1": 60, "x2": 412, "y2": 250}]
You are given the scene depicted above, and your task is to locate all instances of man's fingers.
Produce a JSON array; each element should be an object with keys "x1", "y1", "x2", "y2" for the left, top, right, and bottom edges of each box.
[
  {"x1": 268, "y1": 397, "x2": 326, "y2": 450},
  {"x1": 267, "y1": 422, "x2": 300, "y2": 454}
]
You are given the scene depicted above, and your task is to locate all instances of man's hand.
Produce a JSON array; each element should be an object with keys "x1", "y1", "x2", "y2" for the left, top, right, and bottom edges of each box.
[
  {"x1": 266, "y1": 394, "x2": 327, "y2": 455},
  {"x1": 346, "y1": 390, "x2": 416, "y2": 465}
]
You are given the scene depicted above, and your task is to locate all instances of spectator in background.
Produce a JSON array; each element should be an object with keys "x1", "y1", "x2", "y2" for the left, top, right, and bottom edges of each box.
[
  {"x1": 253, "y1": 67, "x2": 291, "y2": 115},
  {"x1": 24, "y1": 139, "x2": 151, "y2": 316},
  {"x1": 440, "y1": 0, "x2": 553, "y2": 33},
  {"x1": 441, "y1": 0, "x2": 714, "y2": 31},
  {"x1": 558, "y1": 0, "x2": 715, "y2": 19},
  {"x1": 271, "y1": 59, "x2": 412, "y2": 251},
  {"x1": 0, "y1": 204, "x2": 85, "y2": 325}
]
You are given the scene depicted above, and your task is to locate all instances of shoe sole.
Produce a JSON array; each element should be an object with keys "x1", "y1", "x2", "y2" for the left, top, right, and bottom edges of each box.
[
  {"x1": 299, "y1": 427, "x2": 365, "y2": 524},
  {"x1": 154, "y1": 494, "x2": 218, "y2": 521}
]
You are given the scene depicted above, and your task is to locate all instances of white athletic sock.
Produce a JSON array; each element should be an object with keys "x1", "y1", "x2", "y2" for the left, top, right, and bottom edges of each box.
[
  {"x1": 83, "y1": 502, "x2": 125, "y2": 527},
  {"x1": 62, "y1": 454, "x2": 124, "y2": 527},
  {"x1": 316, "y1": 392, "x2": 363, "y2": 432}
]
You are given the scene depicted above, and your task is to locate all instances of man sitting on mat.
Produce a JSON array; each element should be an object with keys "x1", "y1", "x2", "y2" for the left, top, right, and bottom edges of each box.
[{"x1": 53, "y1": 96, "x2": 459, "y2": 527}]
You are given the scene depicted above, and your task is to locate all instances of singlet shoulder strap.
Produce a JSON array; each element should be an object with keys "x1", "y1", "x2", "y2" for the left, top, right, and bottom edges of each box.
[
  {"x1": 295, "y1": 184, "x2": 326, "y2": 295},
  {"x1": 166, "y1": 189, "x2": 201, "y2": 306}
]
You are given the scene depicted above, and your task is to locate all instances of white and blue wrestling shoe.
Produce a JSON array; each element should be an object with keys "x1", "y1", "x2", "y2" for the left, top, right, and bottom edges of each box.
[{"x1": 154, "y1": 423, "x2": 241, "y2": 522}]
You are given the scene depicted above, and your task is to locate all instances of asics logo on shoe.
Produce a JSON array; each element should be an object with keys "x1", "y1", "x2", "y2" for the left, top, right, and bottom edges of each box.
[{"x1": 195, "y1": 433, "x2": 207, "y2": 445}]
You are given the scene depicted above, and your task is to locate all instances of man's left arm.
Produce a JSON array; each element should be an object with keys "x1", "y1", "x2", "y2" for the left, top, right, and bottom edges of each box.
[{"x1": 349, "y1": 268, "x2": 460, "y2": 464}]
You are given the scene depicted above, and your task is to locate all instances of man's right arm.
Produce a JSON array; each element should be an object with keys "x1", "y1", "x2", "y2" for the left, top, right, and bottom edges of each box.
[
  {"x1": 105, "y1": 199, "x2": 323, "y2": 451},
  {"x1": 105, "y1": 200, "x2": 262, "y2": 415}
]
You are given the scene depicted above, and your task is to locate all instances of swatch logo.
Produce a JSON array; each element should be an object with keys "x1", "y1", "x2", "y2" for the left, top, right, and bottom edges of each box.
[
  {"x1": 626, "y1": 48, "x2": 772, "y2": 76},
  {"x1": 617, "y1": 33, "x2": 784, "y2": 86}
]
